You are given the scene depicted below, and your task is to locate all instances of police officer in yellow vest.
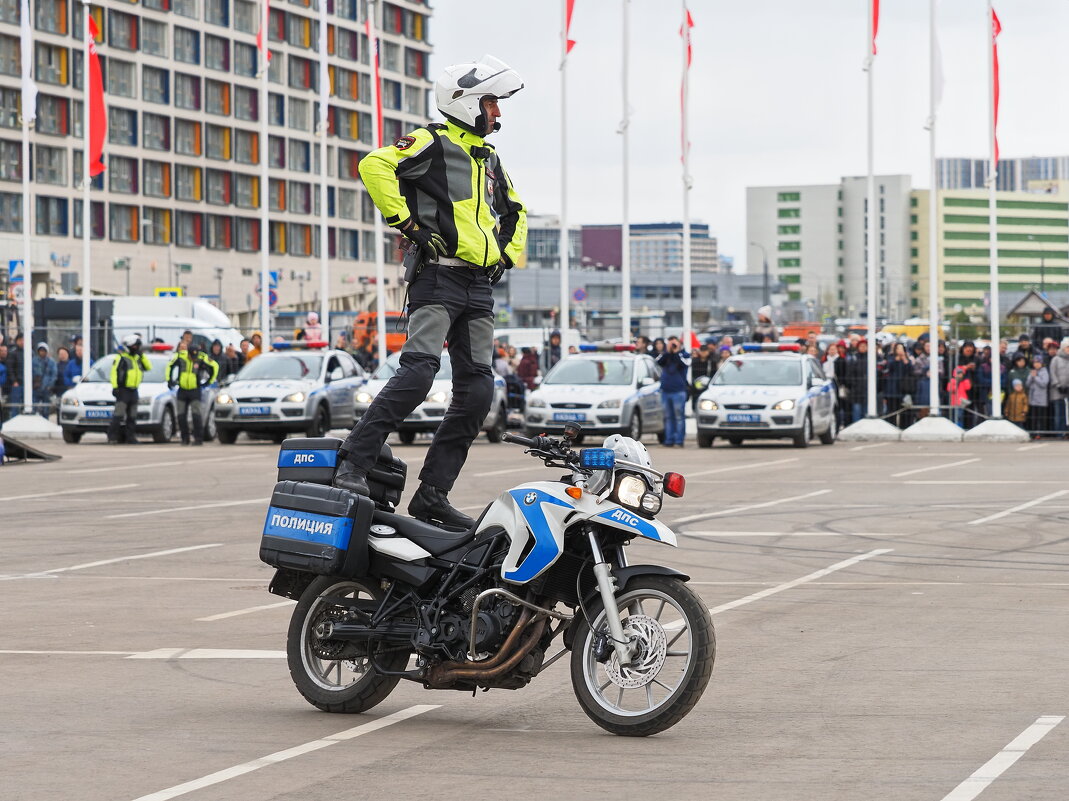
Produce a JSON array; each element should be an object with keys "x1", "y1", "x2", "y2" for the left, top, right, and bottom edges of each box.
[
  {"x1": 167, "y1": 342, "x2": 218, "y2": 446},
  {"x1": 109, "y1": 334, "x2": 152, "y2": 444},
  {"x1": 333, "y1": 54, "x2": 527, "y2": 530}
]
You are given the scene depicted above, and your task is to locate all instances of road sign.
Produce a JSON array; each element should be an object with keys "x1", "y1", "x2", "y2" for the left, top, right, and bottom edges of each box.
[
  {"x1": 269, "y1": 289, "x2": 278, "y2": 308},
  {"x1": 269, "y1": 271, "x2": 279, "y2": 289},
  {"x1": 9, "y1": 259, "x2": 24, "y2": 284},
  {"x1": 155, "y1": 287, "x2": 183, "y2": 297},
  {"x1": 573, "y1": 287, "x2": 587, "y2": 302}
]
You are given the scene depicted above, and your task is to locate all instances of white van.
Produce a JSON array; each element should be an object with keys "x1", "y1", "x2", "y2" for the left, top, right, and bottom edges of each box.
[
  {"x1": 493, "y1": 327, "x2": 583, "y2": 353},
  {"x1": 109, "y1": 296, "x2": 244, "y2": 350}
]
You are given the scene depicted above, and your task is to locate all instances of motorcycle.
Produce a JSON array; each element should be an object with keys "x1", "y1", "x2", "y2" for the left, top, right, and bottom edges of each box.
[{"x1": 259, "y1": 424, "x2": 715, "y2": 736}]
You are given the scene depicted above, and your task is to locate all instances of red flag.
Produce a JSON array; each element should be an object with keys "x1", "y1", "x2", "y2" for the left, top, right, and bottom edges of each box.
[
  {"x1": 364, "y1": 16, "x2": 382, "y2": 147},
  {"x1": 871, "y1": 0, "x2": 880, "y2": 55},
  {"x1": 565, "y1": 0, "x2": 576, "y2": 54},
  {"x1": 86, "y1": 17, "x2": 106, "y2": 176},
  {"x1": 256, "y1": 0, "x2": 272, "y2": 63},
  {"x1": 680, "y1": 6, "x2": 694, "y2": 163},
  {"x1": 991, "y1": 8, "x2": 1002, "y2": 166},
  {"x1": 689, "y1": 331, "x2": 701, "y2": 351}
]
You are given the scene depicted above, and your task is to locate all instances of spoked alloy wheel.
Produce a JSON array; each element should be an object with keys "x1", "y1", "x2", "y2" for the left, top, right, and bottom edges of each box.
[
  {"x1": 287, "y1": 576, "x2": 409, "y2": 713},
  {"x1": 570, "y1": 576, "x2": 714, "y2": 736}
]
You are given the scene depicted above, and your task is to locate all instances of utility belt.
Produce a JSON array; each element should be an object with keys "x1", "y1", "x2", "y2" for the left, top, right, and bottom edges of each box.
[
  {"x1": 433, "y1": 256, "x2": 482, "y2": 269},
  {"x1": 403, "y1": 244, "x2": 484, "y2": 284}
]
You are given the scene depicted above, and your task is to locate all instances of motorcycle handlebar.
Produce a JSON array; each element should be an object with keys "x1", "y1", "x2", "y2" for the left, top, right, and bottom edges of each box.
[{"x1": 502, "y1": 432, "x2": 536, "y2": 448}]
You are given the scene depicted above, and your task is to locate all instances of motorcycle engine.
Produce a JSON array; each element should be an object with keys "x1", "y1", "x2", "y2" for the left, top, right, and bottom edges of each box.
[{"x1": 432, "y1": 590, "x2": 519, "y2": 662}]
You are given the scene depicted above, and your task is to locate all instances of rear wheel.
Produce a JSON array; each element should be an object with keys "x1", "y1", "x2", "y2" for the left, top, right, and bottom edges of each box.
[
  {"x1": 152, "y1": 408, "x2": 176, "y2": 443},
  {"x1": 792, "y1": 413, "x2": 812, "y2": 448},
  {"x1": 62, "y1": 428, "x2": 83, "y2": 444},
  {"x1": 697, "y1": 432, "x2": 714, "y2": 448},
  {"x1": 216, "y1": 426, "x2": 238, "y2": 444},
  {"x1": 398, "y1": 430, "x2": 416, "y2": 445},
  {"x1": 287, "y1": 576, "x2": 409, "y2": 713},
  {"x1": 569, "y1": 576, "x2": 715, "y2": 737}
]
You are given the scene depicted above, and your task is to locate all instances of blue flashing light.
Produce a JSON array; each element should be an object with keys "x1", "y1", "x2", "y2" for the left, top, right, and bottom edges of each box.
[
  {"x1": 741, "y1": 342, "x2": 801, "y2": 353},
  {"x1": 579, "y1": 343, "x2": 636, "y2": 353},
  {"x1": 271, "y1": 340, "x2": 329, "y2": 351},
  {"x1": 579, "y1": 447, "x2": 616, "y2": 470}
]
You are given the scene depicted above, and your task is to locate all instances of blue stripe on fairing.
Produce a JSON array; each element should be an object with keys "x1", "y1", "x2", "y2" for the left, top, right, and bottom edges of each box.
[
  {"x1": 263, "y1": 505, "x2": 353, "y2": 548},
  {"x1": 504, "y1": 489, "x2": 573, "y2": 583},
  {"x1": 277, "y1": 448, "x2": 339, "y2": 468},
  {"x1": 595, "y1": 507, "x2": 662, "y2": 541}
]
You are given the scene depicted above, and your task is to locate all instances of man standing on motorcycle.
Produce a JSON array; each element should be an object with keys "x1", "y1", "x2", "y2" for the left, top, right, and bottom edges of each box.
[{"x1": 333, "y1": 55, "x2": 527, "y2": 530}]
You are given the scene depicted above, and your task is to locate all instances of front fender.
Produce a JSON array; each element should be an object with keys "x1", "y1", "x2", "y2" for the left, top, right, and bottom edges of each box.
[{"x1": 613, "y1": 565, "x2": 690, "y2": 592}]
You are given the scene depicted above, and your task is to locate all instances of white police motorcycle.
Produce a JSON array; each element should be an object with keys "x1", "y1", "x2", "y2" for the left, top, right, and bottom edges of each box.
[{"x1": 260, "y1": 424, "x2": 714, "y2": 736}]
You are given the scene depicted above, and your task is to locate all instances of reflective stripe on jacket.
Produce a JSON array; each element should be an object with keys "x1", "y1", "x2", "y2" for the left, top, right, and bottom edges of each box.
[
  {"x1": 358, "y1": 121, "x2": 527, "y2": 268},
  {"x1": 111, "y1": 351, "x2": 151, "y2": 389},
  {"x1": 167, "y1": 351, "x2": 219, "y2": 390}
]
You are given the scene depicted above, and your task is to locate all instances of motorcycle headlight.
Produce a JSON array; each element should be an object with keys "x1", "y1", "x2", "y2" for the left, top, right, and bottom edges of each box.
[
  {"x1": 426, "y1": 390, "x2": 449, "y2": 404},
  {"x1": 355, "y1": 391, "x2": 374, "y2": 404},
  {"x1": 282, "y1": 391, "x2": 306, "y2": 403},
  {"x1": 772, "y1": 399, "x2": 796, "y2": 411},
  {"x1": 216, "y1": 392, "x2": 234, "y2": 405},
  {"x1": 699, "y1": 399, "x2": 718, "y2": 411},
  {"x1": 61, "y1": 395, "x2": 80, "y2": 407},
  {"x1": 640, "y1": 492, "x2": 662, "y2": 515},
  {"x1": 597, "y1": 398, "x2": 622, "y2": 408},
  {"x1": 613, "y1": 474, "x2": 647, "y2": 511},
  {"x1": 527, "y1": 397, "x2": 546, "y2": 408}
]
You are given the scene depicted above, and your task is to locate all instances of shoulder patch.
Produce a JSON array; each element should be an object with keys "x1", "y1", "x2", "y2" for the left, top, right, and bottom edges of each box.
[{"x1": 394, "y1": 135, "x2": 417, "y2": 151}]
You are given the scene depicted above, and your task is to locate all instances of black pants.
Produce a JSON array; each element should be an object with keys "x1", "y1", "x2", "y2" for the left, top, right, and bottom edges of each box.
[
  {"x1": 108, "y1": 387, "x2": 139, "y2": 443},
  {"x1": 342, "y1": 263, "x2": 495, "y2": 491},
  {"x1": 176, "y1": 388, "x2": 204, "y2": 443}
]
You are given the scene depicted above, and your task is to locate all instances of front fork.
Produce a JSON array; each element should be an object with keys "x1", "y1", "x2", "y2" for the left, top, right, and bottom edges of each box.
[{"x1": 587, "y1": 528, "x2": 634, "y2": 668}]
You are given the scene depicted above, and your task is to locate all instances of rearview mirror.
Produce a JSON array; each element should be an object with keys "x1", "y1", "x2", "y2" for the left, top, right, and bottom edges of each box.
[
  {"x1": 329, "y1": 366, "x2": 344, "y2": 382},
  {"x1": 638, "y1": 376, "x2": 655, "y2": 388}
]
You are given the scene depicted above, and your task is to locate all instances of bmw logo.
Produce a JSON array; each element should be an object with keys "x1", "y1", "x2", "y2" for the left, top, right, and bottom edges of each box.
[{"x1": 523, "y1": 492, "x2": 538, "y2": 506}]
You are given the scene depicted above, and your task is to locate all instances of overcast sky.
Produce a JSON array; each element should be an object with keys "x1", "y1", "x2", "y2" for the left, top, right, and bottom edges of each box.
[{"x1": 430, "y1": 0, "x2": 1069, "y2": 273}]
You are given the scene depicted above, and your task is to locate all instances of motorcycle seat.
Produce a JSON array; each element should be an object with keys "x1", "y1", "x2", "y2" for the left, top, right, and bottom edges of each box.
[{"x1": 371, "y1": 510, "x2": 476, "y2": 557}]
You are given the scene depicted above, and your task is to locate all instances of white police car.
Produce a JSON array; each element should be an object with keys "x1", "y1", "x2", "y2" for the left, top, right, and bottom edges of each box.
[
  {"x1": 524, "y1": 345, "x2": 665, "y2": 442},
  {"x1": 695, "y1": 343, "x2": 837, "y2": 448},
  {"x1": 58, "y1": 345, "x2": 219, "y2": 443},
  {"x1": 353, "y1": 350, "x2": 509, "y2": 443},
  {"x1": 214, "y1": 342, "x2": 366, "y2": 444}
]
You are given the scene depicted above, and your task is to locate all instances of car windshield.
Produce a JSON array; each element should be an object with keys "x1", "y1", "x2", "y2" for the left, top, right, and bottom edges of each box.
[
  {"x1": 236, "y1": 354, "x2": 323, "y2": 380},
  {"x1": 84, "y1": 354, "x2": 171, "y2": 384},
  {"x1": 543, "y1": 358, "x2": 633, "y2": 386},
  {"x1": 713, "y1": 358, "x2": 802, "y2": 386},
  {"x1": 373, "y1": 352, "x2": 452, "y2": 381}
]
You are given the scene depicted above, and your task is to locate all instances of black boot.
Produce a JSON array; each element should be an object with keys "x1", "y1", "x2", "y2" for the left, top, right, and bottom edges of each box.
[
  {"x1": 408, "y1": 483, "x2": 474, "y2": 531},
  {"x1": 333, "y1": 459, "x2": 370, "y2": 496}
]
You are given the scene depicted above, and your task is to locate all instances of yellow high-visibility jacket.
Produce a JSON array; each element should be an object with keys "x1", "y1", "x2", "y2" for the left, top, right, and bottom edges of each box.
[
  {"x1": 110, "y1": 350, "x2": 152, "y2": 389},
  {"x1": 358, "y1": 121, "x2": 527, "y2": 269}
]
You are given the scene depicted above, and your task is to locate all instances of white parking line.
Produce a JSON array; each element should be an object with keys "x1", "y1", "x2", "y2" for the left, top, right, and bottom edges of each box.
[
  {"x1": 68, "y1": 454, "x2": 261, "y2": 475},
  {"x1": 197, "y1": 600, "x2": 295, "y2": 622},
  {"x1": 663, "y1": 549, "x2": 893, "y2": 630},
  {"x1": 682, "y1": 530, "x2": 904, "y2": 537},
  {"x1": 685, "y1": 457, "x2": 799, "y2": 478},
  {"x1": 1, "y1": 483, "x2": 139, "y2": 502},
  {"x1": 471, "y1": 466, "x2": 536, "y2": 478},
  {"x1": 939, "y1": 716, "x2": 1064, "y2": 801},
  {"x1": 127, "y1": 648, "x2": 286, "y2": 659},
  {"x1": 0, "y1": 544, "x2": 223, "y2": 581},
  {"x1": 106, "y1": 498, "x2": 268, "y2": 519},
  {"x1": 849, "y1": 442, "x2": 890, "y2": 451},
  {"x1": 672, "y1": 489, "x2": 831, "y2": 526},
  {"x1": 1016, "y1": 442, "x2": 1048, "y2": 452},
  {"x1": 967, "y1": 489, "x2": 1069, "y2": 526},
  {"x1": 128, "y1": 705, "x2": 440, "y2": 801},
  {"x1": 891, "y1": 458, "x2": 980, "y2": 478}
]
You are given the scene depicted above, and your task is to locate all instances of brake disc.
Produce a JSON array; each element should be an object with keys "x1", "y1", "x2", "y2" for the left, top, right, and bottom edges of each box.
[{"x1": 604, "y1": 614, "x2": 667, "y2": 689}]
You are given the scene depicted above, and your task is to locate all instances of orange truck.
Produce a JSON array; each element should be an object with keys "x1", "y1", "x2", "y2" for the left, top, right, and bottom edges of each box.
[
  {"x1": 781, "y1": 322, "x2": 823, "y2": 340},
  {"x1": 352, "y1": 311, "x2": 407, "y2": 355}
]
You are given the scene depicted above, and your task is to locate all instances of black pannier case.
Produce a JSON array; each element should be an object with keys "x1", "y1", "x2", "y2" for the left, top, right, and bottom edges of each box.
[
  {"x1": 260, "y1": 480, "x2": 375, "y2": 577},
  {"x1": 276, "y1": 437, "x2": 408, "y2": 509}
]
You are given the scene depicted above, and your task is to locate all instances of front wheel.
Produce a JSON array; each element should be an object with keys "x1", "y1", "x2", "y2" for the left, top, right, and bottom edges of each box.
[
  {"x1": 287, "y1": 576, "x2": 410, "y2": 713},
  {"x1": 486, "y1": 405, "x2": 507, "y2": 443},
  {"x1": 570, "y1": 575, "x2": 715, "y2": 737},
  {"x1": 819, "y1": 410, "x2": 838, "y2": 445},
  {"x1": 625, "y1": 411, "x2": 643, "y2": 441},
  {"x1": 62, "y1": 428, "x2": 83, "y2": 444},
  {"x1": 306, "y1": 405, "x2": 330, "y2": 438},
  {"x1": 152, "y1": 407, "x2": 176, "y2": 443},
  {"x1": 792, "y1": 413, "x2": 812, "y2": 449}
]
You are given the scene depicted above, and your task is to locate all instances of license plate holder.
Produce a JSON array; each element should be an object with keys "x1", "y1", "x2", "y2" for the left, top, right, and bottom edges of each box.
[
  {"x1": 85, "y1": 409, "x2": 112, "y2": 419},
  {"x1": 726, "y1": 413, "x2": 760, "y2": 423},
  {"x1": 552, "y1": 412, "x2": 587, "y2": 422},
  {"x1": 239, "y1": 405, "x2": 272, "y2": 416}
]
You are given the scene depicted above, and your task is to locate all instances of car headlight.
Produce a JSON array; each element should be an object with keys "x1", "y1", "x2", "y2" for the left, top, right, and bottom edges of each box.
[
  {"x1": 138, "y1": 396, "x2": 154, "y2": 406},
  {"x1": 355, "y1": 391, "x2": 374, "y2": 404},
  {"x1": 426, "y1": 390, "x2": 449, "y2": 404},
  {"x1": 772, "y1": 399, "x2": 796, "y2": 411},
  {"x1": 699, "y1": 399, "x2": 719, "y2": 411},
  {"x1": 527, "y1": 397, "x2": 546, "y2": 408},
  {"x1": 282, "y1": 391, "x2": 306, "y2": 403},
  {"x1": 597, "y1": 398, "x2": 622, "y2": 408},
  {"x1": 61, "y1": 395, "x2": 79, "y2": 407},
  {"x1": 613, "y1": 474, "x2": 647, "y2": 511},
  {"x1": 216, "y1": 393, "x2": 234, "y2": 405}
]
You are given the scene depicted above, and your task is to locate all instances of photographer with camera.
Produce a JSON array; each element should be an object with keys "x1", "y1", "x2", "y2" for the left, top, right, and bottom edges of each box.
[{"x1": 657, "y1": 336, "x2": 691, "y2": 447}]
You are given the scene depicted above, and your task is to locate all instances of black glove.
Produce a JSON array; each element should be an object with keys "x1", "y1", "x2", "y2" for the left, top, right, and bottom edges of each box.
[
  {"x1": 112, "y1": 388, "x2": 121, "y2": 398},
  {"x1": 1060, "y1": 386, "x2": 1069, "y2": 394},
  {"x1": 167, "y1": 382, "x2": 177, "y2": 390},
  {"x1": 488, "y1": 253, "x2": 513, "y2": 286},
  {"x1": 397, "y1": 220, "x2": 447, "y2": 263}
]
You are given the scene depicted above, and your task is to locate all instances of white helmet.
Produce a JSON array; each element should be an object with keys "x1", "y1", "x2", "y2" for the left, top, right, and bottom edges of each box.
[
  {"x1": 435, "y1": 54, "x2": 523, "y2": 134},
  {"x1": 122, "y1": 333, "x2": 142, "y2": 349}
]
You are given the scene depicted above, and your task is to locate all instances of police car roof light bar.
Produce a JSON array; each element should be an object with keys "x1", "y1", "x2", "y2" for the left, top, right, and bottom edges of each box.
[
  {"x1": 740, "y1": 342, "x2": 801, "y2": 353},
  {"x1": 578, "y1": 343, "x2": 636, "y2": 353},
  {"x1": 271, "y1": 340, "x2": 329, "y2": 351},
  {"x1": 150, "y1": 343, "x2": 174, "y2": 352}
]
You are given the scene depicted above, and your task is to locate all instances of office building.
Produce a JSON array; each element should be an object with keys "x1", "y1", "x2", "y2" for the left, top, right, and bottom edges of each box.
[
  {"x1": 937, "y1": 156, "x2": 1069, "y2": 192},
  {"x1": 577, "y1": 222, "x2": 720, "y2": 273},
  {"x1": 0, "y1": 0, "x2": 432, "y2": 311}
]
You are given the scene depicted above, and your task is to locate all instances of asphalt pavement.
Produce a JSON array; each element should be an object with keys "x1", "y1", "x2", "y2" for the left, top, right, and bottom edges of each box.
[{"x1": 2, "y1": 431, "x2": 1067, "y2": 801}]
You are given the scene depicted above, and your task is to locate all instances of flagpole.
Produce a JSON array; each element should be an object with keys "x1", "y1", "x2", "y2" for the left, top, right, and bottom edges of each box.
[
  {"x1": 367, "y1": 0, "x2": 386, "y2": 368},
  {"x1": 81, "y1": 1, "x2": 91, "y2": 382},
  {"x1": 19, "y1": 14, "x2": 32, "y2": 414},
  {"x1": 927, "y1": 0, "x2": 940, "y2": 415},
  {"x1": 620, "y1": 0, "x2": 631, "y2": 343},
  {"x1": 680, "y1": 2, "x2": 692, "y2": 351},
  {"x1": 864, "y1": 0, "x2": 877, "y2": 418},
  {"x1": 987, "y1": 0, "x2": 1002, "y2": 418},
  {"x1": 259, "y1": 0, "x2": 271, "y2": 345},
  {"x1": 559, "y1": 0, "x2": 569, "y2": 337},
  {"x1": 317, "y1": 0, "x2": 329, "y2": 341}
]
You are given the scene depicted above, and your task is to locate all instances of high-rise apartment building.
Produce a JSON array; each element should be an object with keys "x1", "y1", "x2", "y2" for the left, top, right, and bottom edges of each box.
[
  {"x1": 746, "y1": 175, "x2": 912, "y2": 319},
  {"x1": 937, "y1": 156, "x2": 1069, "y2": 192},
  {"x1": 577, "y1": 222, "x2": 719, "y2": 273},
  {"x1": 0, "y1": 0, "x2": 432, "y2": 310}
]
